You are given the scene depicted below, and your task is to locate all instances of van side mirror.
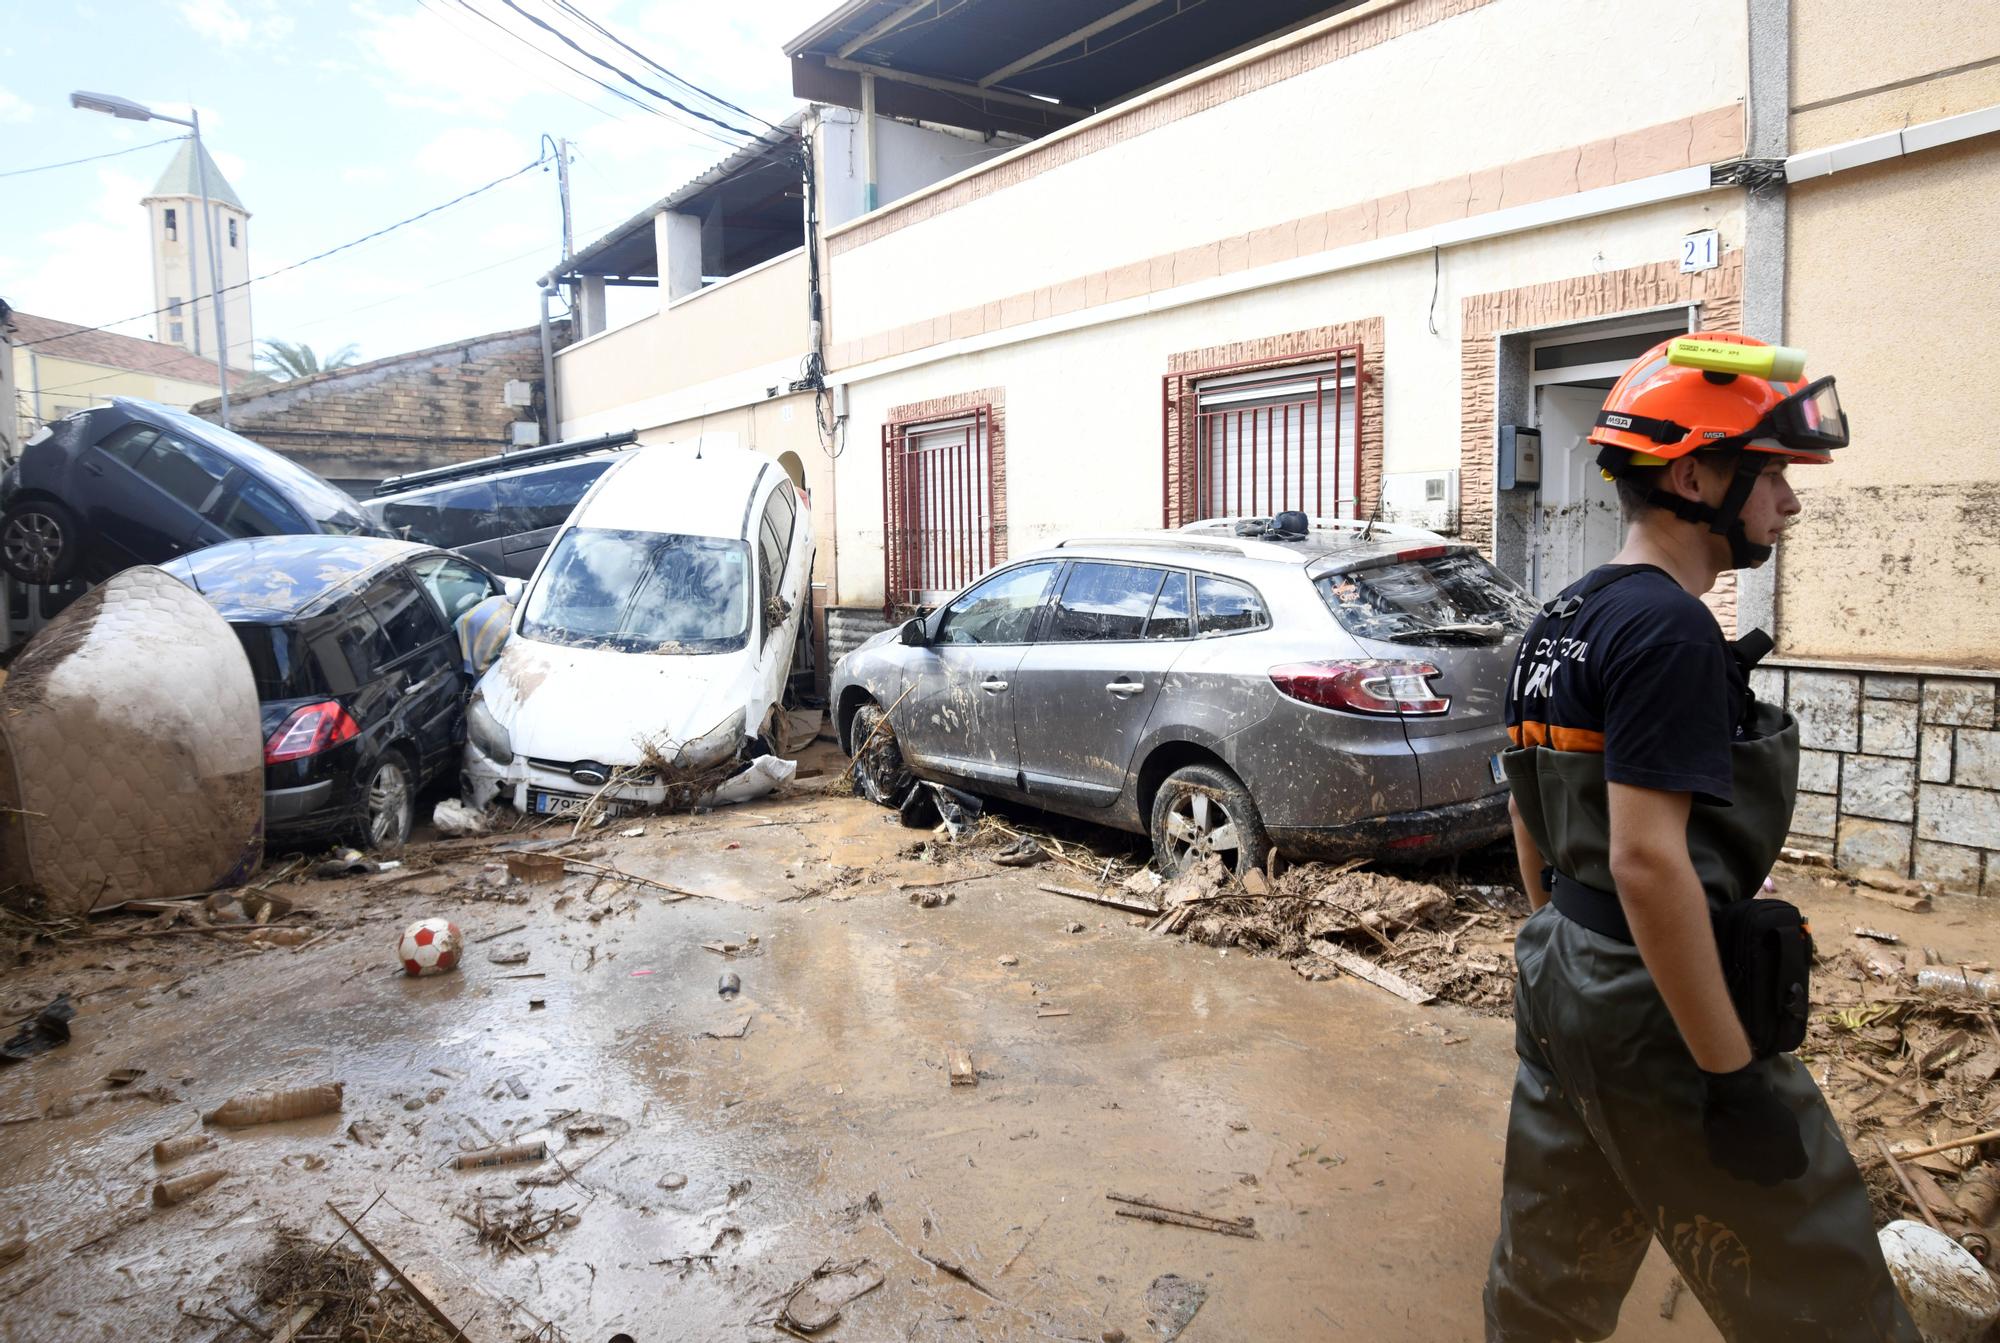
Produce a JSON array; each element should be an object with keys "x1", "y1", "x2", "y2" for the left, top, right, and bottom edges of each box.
[
  {"x1": 899, "y1": 617, "x2": 928, "y2": 647},
  {"x1": 499, "y1": 576, "x2": 525, "y2": 604}
]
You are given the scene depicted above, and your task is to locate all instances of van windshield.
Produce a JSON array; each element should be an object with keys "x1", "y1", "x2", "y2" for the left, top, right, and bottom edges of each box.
[{"x1": 520, "y1": 528, "x2": 749, "y2": 654}]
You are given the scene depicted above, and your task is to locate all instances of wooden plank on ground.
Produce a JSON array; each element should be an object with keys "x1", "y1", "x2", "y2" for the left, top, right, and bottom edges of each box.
[{"x1": 1322, "y1": 950, "x2": 1436, "y2": 1005}]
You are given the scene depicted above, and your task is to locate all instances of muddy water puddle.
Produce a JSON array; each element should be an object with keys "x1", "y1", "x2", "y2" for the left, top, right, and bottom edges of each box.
[{"x1": 0, "y1": 793, "x2": 1709, "y2": 1341}]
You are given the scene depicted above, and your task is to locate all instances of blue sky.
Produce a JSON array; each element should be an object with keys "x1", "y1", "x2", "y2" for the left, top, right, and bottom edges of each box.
[{"x1": 0, "y1": 0, "x2": 829, "y2": 365}]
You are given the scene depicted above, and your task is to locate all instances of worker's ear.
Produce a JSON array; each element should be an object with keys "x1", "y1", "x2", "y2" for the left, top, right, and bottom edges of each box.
[{"x1": 1662, "y1": 454, "x2": 1707, "y2": 503}]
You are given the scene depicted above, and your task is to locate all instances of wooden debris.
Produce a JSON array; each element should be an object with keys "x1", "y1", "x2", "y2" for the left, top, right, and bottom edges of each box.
[
  {"x1": 781, "y1": 1257, "x2": 885, "y2": 1332},
  {"x1": 324, "y1": 1200, "x2": 463, "y2": 1338},
  {"x1": 1036, "y1": 1007, "x2": 1071, "y2": 1019},
  {"x1": 268, "y1": 1301, "x2": 323, "y2": 1343},
  {"x1": 153, "y1": 1169, "x2": 227, "y2": 1207},
  {"x1": 1036, "y1": 882, "x2": 1158, "y2": 915},
  {"x1": 1858, "y1": 887, "x2": 1931, "y2": 913},
  {"x1": 916, "y1": 1248, "x2": 997, "y2": 1298},
  {"x1": 697, "y1": 1017, "x2": 753, "y2": 1040},
  {"x1": 701, "y1": 941, "x2": 742, "y2": 955},
  {"x1": 1853, "y1": 927, "x2": 1902, "y2": 944},
  {"x1": 472, "y1": 922, "x2": 528, "y2": 944},
  {"x1": 947, "y1": 1046, "x2": 977, "y2": 1087},
  {"x1": 1322, "y1": 950, "x2": 1437, "y2": 1005},
  {"x1": 1892, "y1": 1127, "x2": 2000, "y2": 1162},
  {"x1": 1878, "y1": 1138, "x2": 1945, "y2": 1234},
  {"x1": 1660, "y1": 1275, "x2": 1684, "y2": 1320},
  {"x1": 1106, "y1": 1191, "x2": 1257, "y2": 1240},
  {"x1": 505, "y1": 853, "x2": 567, "y2": 884}
]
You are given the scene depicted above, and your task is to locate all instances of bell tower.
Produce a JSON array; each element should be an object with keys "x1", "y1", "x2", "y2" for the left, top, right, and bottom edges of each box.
[{"x1": 142, "y1": 139, "x2": 253, "y2": 371}]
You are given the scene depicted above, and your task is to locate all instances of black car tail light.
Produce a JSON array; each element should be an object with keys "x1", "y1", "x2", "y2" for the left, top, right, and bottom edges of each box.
[
  {"x1": 1268, "y1": 660, "x2": 1449, "y2": 716},
  {"x1": 265, "y1": 700, "x2": 360, "y2": 763}
]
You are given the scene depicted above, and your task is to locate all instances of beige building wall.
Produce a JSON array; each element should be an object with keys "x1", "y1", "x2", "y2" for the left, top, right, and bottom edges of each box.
[
  {"x1": 825, "y1": 0, "x2": 1747, "y2": 346},
  {"x1": 1780, "y1": 0, "x2": 2000, "y2": 665},
  {"x1": 1781, "y1": 134, "x2": 2000, "y2": 665},
  {"x1": 11, "y1": 350, "x2": 224, "y2": 442}
]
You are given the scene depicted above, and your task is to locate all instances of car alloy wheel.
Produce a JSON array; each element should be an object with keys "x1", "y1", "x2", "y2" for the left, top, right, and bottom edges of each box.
[
  {"x1": 365, "y1": 757, "x2": 414, "y2": 850},
  {"x1": 1163, "y1": 789, "x2": 1244, "y2": 870},
  {"x1": 2, "y1": 511, "x2": 65, "y2": 583}
]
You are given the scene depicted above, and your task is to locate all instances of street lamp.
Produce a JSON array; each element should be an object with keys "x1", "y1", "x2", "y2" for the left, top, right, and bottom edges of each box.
[{"x1": 70, "y1": 90, "x2": 232, "y2": 426}]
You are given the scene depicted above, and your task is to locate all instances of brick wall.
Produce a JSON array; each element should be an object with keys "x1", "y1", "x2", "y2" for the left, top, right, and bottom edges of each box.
[
  {"x1": 1162, "y1": 318, "x2": 1385, "y2": 528},
  {"x1": 191, "y1": 325, "x2": 559, "y2": 488},
  {"x1": 1461, "y1": 255, "x2": 1743, "y2": 632},
  {"x1": 1755, "y1": 662, "x2": 2000, "y2": 897},
  {"x1": 883, "y1": 387, "x2": 1008, "y2": 614}
]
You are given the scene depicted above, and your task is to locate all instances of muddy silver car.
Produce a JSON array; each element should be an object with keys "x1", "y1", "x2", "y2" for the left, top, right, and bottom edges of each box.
[{"x1": 831, "y1": 517, "x2": 1537, "y2": 875}]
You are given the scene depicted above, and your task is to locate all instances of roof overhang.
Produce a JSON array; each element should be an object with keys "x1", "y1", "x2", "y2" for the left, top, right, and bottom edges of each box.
[{"x1": 784, "y1": 0, "x2": 1364, "y2": 137}]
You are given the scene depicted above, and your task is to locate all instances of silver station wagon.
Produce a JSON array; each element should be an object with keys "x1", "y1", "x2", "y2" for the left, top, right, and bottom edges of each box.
[{"x1": 832, "y1": 516, "x2": 1538, "y2": 875}]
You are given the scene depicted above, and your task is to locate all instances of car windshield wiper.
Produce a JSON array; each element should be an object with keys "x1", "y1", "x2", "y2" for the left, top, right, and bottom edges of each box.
[{"x1": 1405, "y1": 621, "x2": 1505, "y2": 641}]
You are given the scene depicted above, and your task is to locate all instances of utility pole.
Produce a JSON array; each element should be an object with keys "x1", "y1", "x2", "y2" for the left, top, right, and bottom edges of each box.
[
  {"x1": 189, "y1": 108, "x2": 230, "y2": 426},
  {"x1": 555, "y1": 137, "x2": 574, "y2": 261}
]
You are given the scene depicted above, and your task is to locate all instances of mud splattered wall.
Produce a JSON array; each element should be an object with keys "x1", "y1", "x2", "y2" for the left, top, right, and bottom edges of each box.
[{"x1": 1782, "y1": 135, "x2": 2000, "y2": 665}]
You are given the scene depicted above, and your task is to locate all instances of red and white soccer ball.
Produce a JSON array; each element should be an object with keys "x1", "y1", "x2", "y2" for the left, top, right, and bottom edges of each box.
[{"x1": 398, "y1": 918, "x2": 463, "y2": 977}]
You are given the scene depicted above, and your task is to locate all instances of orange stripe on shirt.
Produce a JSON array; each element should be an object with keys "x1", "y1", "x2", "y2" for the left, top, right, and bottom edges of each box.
[{"x1": 1508, "y1": 721, "x2": 1605, "y2": 752}]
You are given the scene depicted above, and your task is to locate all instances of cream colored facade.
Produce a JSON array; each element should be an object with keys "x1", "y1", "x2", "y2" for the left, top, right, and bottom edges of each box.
[
  {"x1": 1780, "y1": 0, "x2": 2000, "y2": 666},
  {"x1": 11, "y1": 346, "x2": 226, "y2": 444},
  {"x1": 144, "y1": 176, "x2": 254, "y2": 371}
]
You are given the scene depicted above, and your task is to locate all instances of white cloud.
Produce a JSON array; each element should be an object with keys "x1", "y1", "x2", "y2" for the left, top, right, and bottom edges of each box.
[
  {"x1": 413, "y1": 126, "x2": 535, "y2": 188},
  {"x1": 352, "y1": 1, "x2": 601, "y2": 121},
  {"x1": 7, "y1": 168, "x2": 157, "y2": 332},
  {"x1": 178, "y1": 0, "x2": 293, "y2": 48},
  {"x1": 0, "y1": 85, "x2": 33, "y2": 124}
]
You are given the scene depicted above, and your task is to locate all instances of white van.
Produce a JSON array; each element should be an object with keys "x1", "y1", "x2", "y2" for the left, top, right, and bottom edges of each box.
[{"x1": 462, "y1": 443, "x2": 813, "y2": 815}]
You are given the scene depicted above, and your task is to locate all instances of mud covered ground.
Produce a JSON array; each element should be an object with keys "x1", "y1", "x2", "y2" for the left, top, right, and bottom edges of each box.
[{"x1": 4, "y1": 761, "x2": 1999, "y2": 1342}]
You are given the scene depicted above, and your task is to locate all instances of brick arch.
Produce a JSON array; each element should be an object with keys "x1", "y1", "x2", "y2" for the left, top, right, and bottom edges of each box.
[{"x1": 1458, "y1": 255, "x2": 1744, "y2": 631}]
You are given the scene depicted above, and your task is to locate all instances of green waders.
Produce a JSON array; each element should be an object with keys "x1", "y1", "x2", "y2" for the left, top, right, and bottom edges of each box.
[{"x1": 1483, "y1": 700, "x2": 1920, "y2": 1342}]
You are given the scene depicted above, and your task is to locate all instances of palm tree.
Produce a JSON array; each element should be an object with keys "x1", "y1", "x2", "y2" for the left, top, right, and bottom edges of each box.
[{"x1": 254, "y1": 339, "x2": 361, "y2": 382}]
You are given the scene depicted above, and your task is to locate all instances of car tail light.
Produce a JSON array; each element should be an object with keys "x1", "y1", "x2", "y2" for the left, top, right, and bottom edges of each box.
[
  {"x1": 1268, "y1": 660, "x2": 1449, "y2": 716},
  {"x1": 265, "y1": 701, "x2": 360, "y2": 763}
]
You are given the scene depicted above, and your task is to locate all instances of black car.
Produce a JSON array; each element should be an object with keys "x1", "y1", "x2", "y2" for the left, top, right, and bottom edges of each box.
[
  {"x1": 366, "y1": 430, "x2": 633, "y2": 579},
  {"x1": 162, "y1": 535, "x2": 507, "y2": 851},
  {"x1": 1, "y1": 398, "x2": 378, "y2": 585}
]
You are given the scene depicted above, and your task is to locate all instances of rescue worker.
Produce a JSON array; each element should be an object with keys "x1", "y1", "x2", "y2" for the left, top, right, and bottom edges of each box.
[{"x1": 1483, "y1": 332, "x2": 1920, "y2": 1342}]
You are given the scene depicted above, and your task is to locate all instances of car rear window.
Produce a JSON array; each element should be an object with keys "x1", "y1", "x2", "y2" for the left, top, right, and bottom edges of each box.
[
  {"x1": 231, "y1": 622, "x2": 328, "y2": 700},
  {"x1": 1316, "y1": 549, "x2": 1537, "y2": 646},
  {"x1": 1194, "y1": 575, "x2": 1268, "y2": 636}
]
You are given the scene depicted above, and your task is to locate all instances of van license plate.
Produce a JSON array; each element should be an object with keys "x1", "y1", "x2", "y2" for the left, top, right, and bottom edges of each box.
[{"x1": 1489, "y1": 753, "x2": 1507, "y2": 786}]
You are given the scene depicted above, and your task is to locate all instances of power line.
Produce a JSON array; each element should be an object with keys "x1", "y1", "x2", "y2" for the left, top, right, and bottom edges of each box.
[
  {"x1": 18, "y1": 153, "x2": 553, "y2": 349},
  {"x1": 452, "y1": 0, "x2": 747, "y2": 152},
  {"x1": 415, "y1": 0, "x2": 622, "y2": 125},
  {"x1": 492, "y1": 0, "x2": 762, "y2": 142},
  {"x1": 0, "y1": 133, "x2": 188, "y2": 180},
  {"x1": 545, "y1": 0, "x2": 784, "y2": 133}
]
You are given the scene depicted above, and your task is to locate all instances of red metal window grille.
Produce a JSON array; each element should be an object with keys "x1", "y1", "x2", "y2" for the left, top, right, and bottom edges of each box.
[
  {"x1": 882, "y1": 405, "x2": 995, "y2": 614},
  {"x1": 1162, "y1": 345, "x2": 1365, "y2": 526}
]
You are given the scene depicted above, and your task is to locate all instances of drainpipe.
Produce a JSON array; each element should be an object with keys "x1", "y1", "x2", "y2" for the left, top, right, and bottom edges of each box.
[
  {"x1": 861, "y1": 73, "x2": 879, "y2": 212},
  {"x1": 1735, "y1": 0, "x2": 1790, "y2": 639},
  {"x1": 537, "y1": 273, "x2": 561, "y2": 447}
]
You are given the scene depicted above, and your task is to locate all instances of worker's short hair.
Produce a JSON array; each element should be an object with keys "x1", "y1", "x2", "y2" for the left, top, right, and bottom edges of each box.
[{"x1": 1614, "y1": 449, "x2": 1744, "y2": 522}]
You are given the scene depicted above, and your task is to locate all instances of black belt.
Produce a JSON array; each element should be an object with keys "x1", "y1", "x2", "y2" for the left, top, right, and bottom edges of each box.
[{"x1": 1550, "y1": 871, "x2": 1634, "y2": 942}]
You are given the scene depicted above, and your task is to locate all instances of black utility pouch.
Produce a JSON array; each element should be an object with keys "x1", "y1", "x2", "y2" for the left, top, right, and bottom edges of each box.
[{"x1": 1712, "y1": 898, "x2": 1813, "y2": 1058}]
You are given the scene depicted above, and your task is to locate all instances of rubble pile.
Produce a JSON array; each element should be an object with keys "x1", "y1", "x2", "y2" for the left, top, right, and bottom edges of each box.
[
  {"x1": 1151, "y1": 856, "x2": 1529, "y2": 1012},
  {"x1": 246, "y1": 1227, "x2": 460, "y2": 1343},
  {"x1": 1811, "y1": 941, "x2": 2000, "y2": 1243}
]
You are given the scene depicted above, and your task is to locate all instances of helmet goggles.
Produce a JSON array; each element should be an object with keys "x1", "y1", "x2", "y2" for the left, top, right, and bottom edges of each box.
[{"x1": 1593, "y1": 375, "x2": 1847, "y2": 462}]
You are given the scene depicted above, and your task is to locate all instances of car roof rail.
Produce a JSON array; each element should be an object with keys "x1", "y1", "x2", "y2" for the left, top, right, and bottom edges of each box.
[
  {"x1": 1051, "y1": 533, "x2": 1262, "y2": 557},
  {"x1": 1178, "y1": 515, "x2": 1449, "y2": 546},
  {"x1": 371, "y1": 429, "x2": 639, "y2": 497}
]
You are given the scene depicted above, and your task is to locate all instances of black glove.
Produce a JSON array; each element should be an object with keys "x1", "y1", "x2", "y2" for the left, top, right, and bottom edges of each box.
[{"x1": 1700, "y1": 1063, "x2": 1809, "y2": 1185}]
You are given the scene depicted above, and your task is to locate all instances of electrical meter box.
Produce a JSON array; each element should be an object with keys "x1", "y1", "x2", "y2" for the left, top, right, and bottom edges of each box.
[{"x1": 1498, "y1": 425, "x2": 1542, "y2": 490}]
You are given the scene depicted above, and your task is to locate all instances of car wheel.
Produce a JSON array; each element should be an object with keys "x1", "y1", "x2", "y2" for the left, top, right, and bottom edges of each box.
[
  {"x1": 359, "y1": 752, "x2": 415, "y2": 852},
  {"x1": 1150, "y1": 763, "x2": 1271, "y2": 878},
  {"x1": 0, "y1": 499, "x2": 82, "y2": 584},
  {"x1": 850, "y1": 701, "x2": 913, "y2": 807}
]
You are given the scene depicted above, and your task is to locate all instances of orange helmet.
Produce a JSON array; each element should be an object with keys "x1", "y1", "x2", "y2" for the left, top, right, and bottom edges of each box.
[{"x1": 1590, "y1": 331, "x2": 1848, "y2": 470}]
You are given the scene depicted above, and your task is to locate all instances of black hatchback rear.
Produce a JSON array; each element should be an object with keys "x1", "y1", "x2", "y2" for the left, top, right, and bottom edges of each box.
[
  {"x1": 162, "y1": 535, "x2": 506, "y2": 850},
  {"x1": 1, "y1": 399, "x2": 378, "y2": 585}
]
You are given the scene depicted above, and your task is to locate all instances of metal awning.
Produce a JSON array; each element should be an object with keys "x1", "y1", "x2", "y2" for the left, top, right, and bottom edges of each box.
[
  {"x1": 784, "y1": 0, "x2": 1363, "y2": 137},
  {"x1": 552, "y1": 113, "x2": 808, "y2": 284}
]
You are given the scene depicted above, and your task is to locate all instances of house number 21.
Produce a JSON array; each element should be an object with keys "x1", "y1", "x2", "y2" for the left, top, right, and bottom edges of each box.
[{"x1": 1680, "y1": 229, "x2": 1720, "y2": 273}]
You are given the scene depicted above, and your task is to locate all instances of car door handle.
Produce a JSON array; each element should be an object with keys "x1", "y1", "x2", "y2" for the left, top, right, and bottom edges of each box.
[
  {"x1": 980, "y1": 678, "x2": 1008, "y2": 693},
  {"x1": 1106, "y1": 679, "x2": 1144, "y2": 697},
  {"x1": 82, "y1": 461, "x2": 103, "y2": 477}
]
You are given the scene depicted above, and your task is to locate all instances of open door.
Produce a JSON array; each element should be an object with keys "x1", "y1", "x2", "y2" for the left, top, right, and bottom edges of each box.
[{"x1": 1529, "y1": 383, "x2": 1624, "y2": 599}]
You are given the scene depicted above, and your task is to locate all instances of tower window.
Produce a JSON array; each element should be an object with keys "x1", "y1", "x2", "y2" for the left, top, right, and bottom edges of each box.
[
  {"x1": 164, "y1": 208, "x2": 177, "y2": 241},
  {"x1": 170, "y1": 322, "x2": 184, "y2": 343},
  {"x1": 228, "y1": 218, "x2": 238, "y2": 248},
  {"x1": 168, "y1": 297, "x2": 182, "y2": 316}
]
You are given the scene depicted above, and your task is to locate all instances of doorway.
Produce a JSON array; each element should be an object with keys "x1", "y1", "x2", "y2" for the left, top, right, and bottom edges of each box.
[{"x1": 1506, "y1": 313, "x2": 1694, "y2": 598}]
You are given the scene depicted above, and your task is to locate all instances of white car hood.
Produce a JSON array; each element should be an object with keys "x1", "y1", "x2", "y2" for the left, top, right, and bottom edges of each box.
[{"x1": 477, "y1": 635, "x2": 747, "y2": 767}]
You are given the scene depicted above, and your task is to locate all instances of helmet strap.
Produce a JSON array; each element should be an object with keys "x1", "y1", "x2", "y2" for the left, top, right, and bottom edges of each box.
[{"x1": 1603, "y1": 446, "x2": 1774, "y2": 570}]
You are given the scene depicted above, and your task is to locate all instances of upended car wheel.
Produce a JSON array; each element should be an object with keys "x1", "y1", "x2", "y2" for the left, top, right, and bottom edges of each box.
[
  {"x1": 0, "y1": 498, "x2": 82, "y2": 584},
  {"x1": 1150, "y1": 763, "x2": 1271, "y2": 878},
  {"x1": 359, "y1": 753, "x2": 415, "y2": 852},
  {"x1": 849, "y1": 702, "x2": 914, "y2": 807}
]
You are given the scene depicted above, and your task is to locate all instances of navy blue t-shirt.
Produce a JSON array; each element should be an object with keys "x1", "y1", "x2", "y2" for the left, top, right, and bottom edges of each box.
[{"x1": 1503, "y1": 565, "x2": 1743, "y2": 806}]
